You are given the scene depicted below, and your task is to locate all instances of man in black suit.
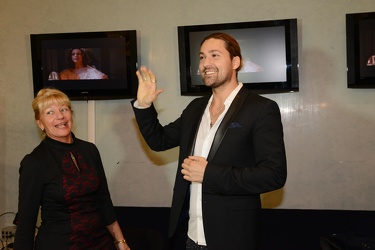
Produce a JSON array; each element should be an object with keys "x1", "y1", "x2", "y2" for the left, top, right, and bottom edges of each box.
[{"x1": 131, "y1": 33, "x2": 287, "y2": 250}]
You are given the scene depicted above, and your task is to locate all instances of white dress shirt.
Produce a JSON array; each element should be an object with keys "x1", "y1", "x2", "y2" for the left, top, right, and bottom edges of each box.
[{"x1": 188, "y1": 83, "x2": 243, "y2": 245}]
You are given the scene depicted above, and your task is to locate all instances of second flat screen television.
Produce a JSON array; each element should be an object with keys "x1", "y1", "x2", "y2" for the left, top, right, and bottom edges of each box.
[
  {"x1": 346, "y1": 11, "x2": 375, "y2": 88},
  {"x1": 178, "y1": 19, "x2": 299, "y2": 95}
]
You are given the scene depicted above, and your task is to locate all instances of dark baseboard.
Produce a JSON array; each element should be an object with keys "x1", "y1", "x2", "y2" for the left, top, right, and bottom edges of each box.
[
  {"x1": 260, "y1": 209, "x2": 375, "y2": 250},
  {"x1": 115, "y1": 206, "x2": 170, "y2": 250},
  {"x1": 115, "y1": 207, "x2": 375, "y2": 250}
]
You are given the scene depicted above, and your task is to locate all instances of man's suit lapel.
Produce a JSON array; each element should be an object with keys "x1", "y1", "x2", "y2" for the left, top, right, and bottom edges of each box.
[
  {"x1": 207, "y1": 87, "x2": 249, "y2": 162},
  {"x1": 186, "y1": 87, "x2": 250, "y2": 161}
]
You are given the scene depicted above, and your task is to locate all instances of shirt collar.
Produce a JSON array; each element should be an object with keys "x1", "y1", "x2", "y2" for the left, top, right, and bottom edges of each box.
[{"x1": 208, "y1": 82, "x2": 243, "y2": 106}]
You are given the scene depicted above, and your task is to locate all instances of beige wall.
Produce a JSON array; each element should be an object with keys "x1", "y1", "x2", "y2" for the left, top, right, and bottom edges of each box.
[{"x1": 1, "y1": 0, "x2": 375, "y2": 228}]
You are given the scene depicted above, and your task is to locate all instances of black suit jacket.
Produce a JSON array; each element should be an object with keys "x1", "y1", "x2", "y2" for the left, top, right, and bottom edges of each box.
[{"x1": 132, "y1": 86, "x2": 287, "y2": 249}]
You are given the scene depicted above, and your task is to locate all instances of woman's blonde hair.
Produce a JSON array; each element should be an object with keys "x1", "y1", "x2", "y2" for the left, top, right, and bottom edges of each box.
[{"x1": 32, "y1": 88, "x2": 73, "y2": 120}]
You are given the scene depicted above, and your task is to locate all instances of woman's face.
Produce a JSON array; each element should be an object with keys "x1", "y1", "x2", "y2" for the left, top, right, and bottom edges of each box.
[
  {"x1": 36, "y1": 103, "x2": 73, "y2": 143},
  {"x1": 71, "y1": 49, "x2": 83, "y2": 64}
]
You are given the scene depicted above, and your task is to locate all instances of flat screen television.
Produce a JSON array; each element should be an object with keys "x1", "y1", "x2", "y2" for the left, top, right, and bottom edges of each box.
[
  {"x1": 30, "y1": 30, "x2": 138, "y2": 100},
  {"x1": 178, "y1": 18, "x2": 299, "y2": 95},
  {"x1": 346, "y1": 11, "x2": 375, "y2": 88}
]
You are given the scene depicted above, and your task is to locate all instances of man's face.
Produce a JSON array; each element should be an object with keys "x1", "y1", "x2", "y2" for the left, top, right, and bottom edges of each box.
[{"x1": 198, "y1": 38, "x2": 237, "y2": 88}]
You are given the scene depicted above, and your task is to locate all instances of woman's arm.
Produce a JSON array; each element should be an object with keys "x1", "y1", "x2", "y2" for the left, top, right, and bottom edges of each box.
[
  {"x1": 106, "y1": 221, "x2": 130, "y2": 250},
  {"x1": 14, "y1": 155, "x2": 43, "y2": 249},
  {"x1": 87, "y1": 143, "x2": 130, "y2": 249}
]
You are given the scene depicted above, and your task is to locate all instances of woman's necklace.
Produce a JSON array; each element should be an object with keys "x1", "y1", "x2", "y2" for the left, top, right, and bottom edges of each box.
[
  {"x1": 70, "y1": 151, "x2": 81, "y2": 173},
  {"x1": 209, "y1": 104, "x2": 225, "y2": 127}
]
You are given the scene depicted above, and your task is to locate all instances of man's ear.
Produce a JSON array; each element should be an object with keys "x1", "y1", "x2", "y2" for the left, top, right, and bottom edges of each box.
[{"x1": 232, "y1": 56, "x2": 241, "y2": 71}]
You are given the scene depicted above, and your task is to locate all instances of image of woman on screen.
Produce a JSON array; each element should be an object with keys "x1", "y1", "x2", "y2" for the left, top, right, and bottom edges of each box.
[{"x1": 58, "y1": 48, "x2": 109, "y2": 80}]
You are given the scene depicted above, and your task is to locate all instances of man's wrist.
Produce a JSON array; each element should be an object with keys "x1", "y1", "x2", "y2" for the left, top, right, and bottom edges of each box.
[{"x1": 133, "y1": 100, "x2": 151, "y2": 109}]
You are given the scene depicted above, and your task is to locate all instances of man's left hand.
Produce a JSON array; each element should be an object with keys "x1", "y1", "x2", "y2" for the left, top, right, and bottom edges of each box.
[{"x1": 181, "y1": 156, "x2": 207, "y2": 183}]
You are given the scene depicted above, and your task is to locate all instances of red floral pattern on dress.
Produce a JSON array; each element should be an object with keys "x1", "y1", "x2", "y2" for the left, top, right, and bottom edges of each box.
[{"x1": 62, "y1": 151, "x2": 114, "y2": 250}]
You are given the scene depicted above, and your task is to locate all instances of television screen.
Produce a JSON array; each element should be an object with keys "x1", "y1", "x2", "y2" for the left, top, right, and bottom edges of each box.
[
  {"x1": 346, "y1": 11, "x2": 375, "y2": 88},
  {"x1": 178, "y1": 19, "x2": 299, "y2": 95},
  {"x1": 30, "y1": 30, "x2": 138, "y2": 100}
]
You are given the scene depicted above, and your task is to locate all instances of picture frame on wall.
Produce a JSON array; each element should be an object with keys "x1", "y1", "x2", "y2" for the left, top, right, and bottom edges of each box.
[{"x1": 346, "y1": 11, "x2": 375, "y2": 88}]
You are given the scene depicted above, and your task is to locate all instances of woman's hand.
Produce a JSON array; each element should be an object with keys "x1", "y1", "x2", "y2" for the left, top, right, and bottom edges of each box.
[
  {"x1": 107, "y1": 221, "x2": 130, "y2": 250},
  {"x1": 135, "y1": 66, "x2": 163, "y2": 108},
  {"x1": 115, "y1": 241, "x2": 131, "y2": 250}
]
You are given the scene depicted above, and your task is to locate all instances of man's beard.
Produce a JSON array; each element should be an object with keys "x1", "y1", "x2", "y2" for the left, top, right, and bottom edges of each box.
[{"x1": 201, "y1": 67, "x2": 232, "y2": 89}]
